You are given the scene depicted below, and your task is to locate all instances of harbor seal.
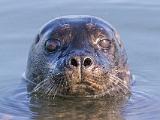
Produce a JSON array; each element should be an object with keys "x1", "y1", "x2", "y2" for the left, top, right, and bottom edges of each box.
[{"x1": 25, "y1": 15, "x2": 131, "y2": 98}]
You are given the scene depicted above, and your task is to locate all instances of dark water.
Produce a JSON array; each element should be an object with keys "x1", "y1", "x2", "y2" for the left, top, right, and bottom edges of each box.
[{"x1": 0, "y1": 0, "x2": 160, "y2": 120}]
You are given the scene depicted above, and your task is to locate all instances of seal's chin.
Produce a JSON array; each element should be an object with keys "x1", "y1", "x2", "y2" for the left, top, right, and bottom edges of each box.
[
  {"x1": 54, "y1": 75, "x2": 108, "y2": 98},
  {"x1": 56, "y1": 81, "x2": 113, "y2": 98},
  {"x1": 64, "y1": 82, "x2": 103, "y2": 96},
  {"x1": 57, "y1": 84, "x2": 104, "y2": 98}
]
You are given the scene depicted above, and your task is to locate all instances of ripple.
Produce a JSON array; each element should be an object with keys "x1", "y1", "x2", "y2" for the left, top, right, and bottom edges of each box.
[
  {"x1": 123, "y1": 74, "x2": 160, "y2": 119},
  {"x1": 0, "y1": 82, "x2": 32, "y2": 120}
]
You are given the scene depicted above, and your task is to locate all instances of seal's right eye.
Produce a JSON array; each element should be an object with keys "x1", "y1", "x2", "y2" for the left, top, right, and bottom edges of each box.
[{"x1": 45, "y1": 39, "x2": 61, "y2": 53}]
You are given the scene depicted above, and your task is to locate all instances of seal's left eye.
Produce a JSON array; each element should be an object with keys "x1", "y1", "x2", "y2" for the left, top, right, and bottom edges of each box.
[
  {"x1": 45, "y1": 39, "x2": 61, "y2": 52},
  {"x1": 98, "y1": 39, "x2": 111, "y2": 50}
]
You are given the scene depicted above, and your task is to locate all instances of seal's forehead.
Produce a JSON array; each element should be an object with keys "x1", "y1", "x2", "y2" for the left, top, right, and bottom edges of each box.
[{"x1": 40, "y1": 16, "x2": 116, "y2": 35}]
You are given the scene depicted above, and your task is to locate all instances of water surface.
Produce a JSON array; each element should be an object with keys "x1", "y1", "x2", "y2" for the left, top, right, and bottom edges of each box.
[{"x1": 0, "y1": 0, "x2": 160, "y2": 119}]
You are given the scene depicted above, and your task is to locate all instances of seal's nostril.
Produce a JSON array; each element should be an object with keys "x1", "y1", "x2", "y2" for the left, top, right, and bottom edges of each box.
[
  {"x1": 70, "y1": 58, "x2": 78, "y2": 67},
  {"x1": 83, "y1": 57, "x2": 92, "y2": 67}
]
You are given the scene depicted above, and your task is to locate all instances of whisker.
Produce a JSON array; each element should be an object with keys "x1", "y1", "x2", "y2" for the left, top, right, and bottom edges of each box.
[
  {"x1": 108, "y1": 73, "x2": 129, "y2": 89},
  {"x1": 51, "y1": 78, "x2": 64, "y2": 100},
  {"x1": 30, "y1": 71, "x2": 64, "y2": 96},
  {"x1": 31, "y1": 79, "x2": 48, "y2": 93},
  {"x1": 107, "y1": 73, "x2": 129, "y2": 95}
]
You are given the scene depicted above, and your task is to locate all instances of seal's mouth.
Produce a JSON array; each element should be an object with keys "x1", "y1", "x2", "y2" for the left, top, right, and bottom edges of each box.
[
  {"x1": 29, "y1": 73, "x2": 104, "y2": 98},
  {"x1": 63, "y1": 81, "x2": 104, "y2": 96}
]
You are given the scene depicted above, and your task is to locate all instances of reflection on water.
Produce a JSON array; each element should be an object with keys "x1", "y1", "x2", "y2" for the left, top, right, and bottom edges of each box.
[
  {"x1": 0, "y1": 0, "x2": 160, "y2": 120},
  {"x1": 29, "y1": 96, "x2": 128, "y2": 120}
]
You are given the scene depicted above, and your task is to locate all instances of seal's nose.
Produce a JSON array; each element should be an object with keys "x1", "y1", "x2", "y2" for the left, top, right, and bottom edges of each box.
[
  {"x1": 83, "y1": 57, "x2": 93, "y2": 67},
  {"x1": 68, "y1": 56, "x2": 93, "y2": 68}
]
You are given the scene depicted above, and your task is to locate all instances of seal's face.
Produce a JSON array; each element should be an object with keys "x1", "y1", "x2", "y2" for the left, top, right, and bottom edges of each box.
[{"x1": 26, "y1": 16, "x2": 131, "y2": 98}]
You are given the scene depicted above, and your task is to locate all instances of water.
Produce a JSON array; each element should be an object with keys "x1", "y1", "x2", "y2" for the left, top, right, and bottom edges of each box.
[{"x1": 0, "y1": 0, "x2": 160, "y2": 119}]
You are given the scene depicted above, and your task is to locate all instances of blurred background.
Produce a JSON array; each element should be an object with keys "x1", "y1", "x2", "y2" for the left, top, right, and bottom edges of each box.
[{"x1": 0, "y1": 0, "x2": 160, "y2": 120}]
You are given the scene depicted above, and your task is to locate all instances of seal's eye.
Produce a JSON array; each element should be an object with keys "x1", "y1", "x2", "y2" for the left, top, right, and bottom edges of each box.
[
  {"x1": 98, "y1": 39, "x2": 111, "y2": 50},
  {"x1": 45, "y1": 39, "x2": 61, "y2": 52}
]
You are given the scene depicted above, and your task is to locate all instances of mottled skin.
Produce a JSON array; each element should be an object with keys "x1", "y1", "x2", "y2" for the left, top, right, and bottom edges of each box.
[{"x1": 25, "y1": 15, "x2": 131, "y2": 98}]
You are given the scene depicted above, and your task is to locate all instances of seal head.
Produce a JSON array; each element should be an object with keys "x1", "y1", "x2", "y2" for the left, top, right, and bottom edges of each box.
[{"x1": 25, "y1": 15, "x2": 131, "y2": 98}]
